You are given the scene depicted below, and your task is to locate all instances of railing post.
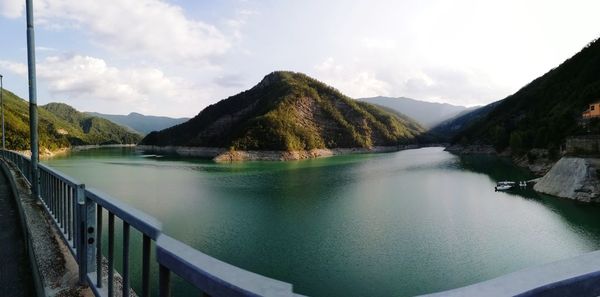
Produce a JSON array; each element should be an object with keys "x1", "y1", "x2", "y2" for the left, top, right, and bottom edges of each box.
[
  {"x1": 76, "y1": 184, "x2": 96, "y2": 285},
  {"x1": 159, "y1": 264, "x2": 171, "y2": 297},
  {"x1": 142, "y1": 235, "x2": 151, "y2": 297}
]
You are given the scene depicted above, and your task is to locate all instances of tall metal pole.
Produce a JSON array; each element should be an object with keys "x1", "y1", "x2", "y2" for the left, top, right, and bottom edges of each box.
[
  {"x1": 26, "y1": 0, "x2": 40, "y2": 199},
  {"x1": 0, "y1": 74, "x2": 4, "y2": 149}
]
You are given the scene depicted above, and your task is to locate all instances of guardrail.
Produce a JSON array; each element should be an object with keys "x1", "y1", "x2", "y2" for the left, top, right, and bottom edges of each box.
[
  {"x1": 421, "y1": 250, "x2": 600, "y2": 297},
  {"x1": 0, "y1": 150, "x2": 301, "y2": 297}
]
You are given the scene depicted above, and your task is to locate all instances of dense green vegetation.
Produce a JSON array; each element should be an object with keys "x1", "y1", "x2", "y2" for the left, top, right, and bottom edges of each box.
[
  {"x1": 86, "y1": 112, "x2": 189, "y2": 135},
  {"x1": 444, "y1": 37, "x2": 600, "y2": 153},
  {"x1": 142, "y1": 71, "x2": 425, "y2": 150},
  {"x1": 43, "y1": 103, "x2": 142, "y2": 145},
  {"x1": 0, "y1": 89, "x2": 141, "y2": 151},
  {"x1": 430, "y1": 100, "x2": 504, "y2": 141}
]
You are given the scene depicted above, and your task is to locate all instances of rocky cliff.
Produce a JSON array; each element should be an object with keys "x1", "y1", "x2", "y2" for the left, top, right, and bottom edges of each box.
[{"x1": 534, "y1": 157, "x2": 600, "y2": 202}]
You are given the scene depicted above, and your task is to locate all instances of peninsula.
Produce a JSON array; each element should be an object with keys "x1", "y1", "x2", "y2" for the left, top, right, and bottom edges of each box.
[{"x1": 139, "y1": 71, "x2": 425, "y2": 161}]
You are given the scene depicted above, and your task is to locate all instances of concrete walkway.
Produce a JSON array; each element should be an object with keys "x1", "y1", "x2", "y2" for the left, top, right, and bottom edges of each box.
[{"x1": 0, "y1": 165, "x2": 33, "y2": 297}]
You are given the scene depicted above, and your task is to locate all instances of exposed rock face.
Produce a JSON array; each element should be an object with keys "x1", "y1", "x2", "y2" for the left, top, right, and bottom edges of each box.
[
  {"x1": 534, "y1": 157, "x2": 600, "y2": 202},
  {"x1": 212, "y1": 146, "x2": 404, "y2": 162},
  {"x1": 513, "y1": 149, "x2": 555, "y2": 176}
]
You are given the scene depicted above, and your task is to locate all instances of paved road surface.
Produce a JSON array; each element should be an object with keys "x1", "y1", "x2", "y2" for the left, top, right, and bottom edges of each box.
[{"x1": 0, "y1": 166, "x2": 34, "y2": 297}]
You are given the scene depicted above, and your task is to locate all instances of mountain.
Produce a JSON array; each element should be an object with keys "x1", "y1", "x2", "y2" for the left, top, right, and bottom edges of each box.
[
  {"x1": 86, "y1": 112, "x2": 189, "y2": 135},
  {"x1": 42, "y1": 103, "x2": 142, "y2": 146},
  {"x1": 358, "y1": 96, "x2": 477, "y2": 128},
  {"x1": 448, "y1": 37, "x2": 600, "y2": 153},
  {"x1": 0, "y1": 90, "x2": 142, "y2": 152},
  {"x1": 41, "y1": 102, "x2": 142, "y2": 145},
  {"x1": 429, "y1": 100, "x2": 504, "y2": 140},
  {"x1": 141, "y1": 71, "x2": 425, "y2": 151}
]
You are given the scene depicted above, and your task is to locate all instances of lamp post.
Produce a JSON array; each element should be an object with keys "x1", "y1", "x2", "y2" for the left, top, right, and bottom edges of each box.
[
  {"x1": 0, "y1": 74, "x2": 4, "y2": 149},
  {"x1": 26, "y1": 0, "x2": 40, "y2": 199}
]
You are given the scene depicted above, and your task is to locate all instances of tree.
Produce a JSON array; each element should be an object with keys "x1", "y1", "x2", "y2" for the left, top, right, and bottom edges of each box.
[{"x1": 509, "y1": 131, "x2": 524, "y2": 154}]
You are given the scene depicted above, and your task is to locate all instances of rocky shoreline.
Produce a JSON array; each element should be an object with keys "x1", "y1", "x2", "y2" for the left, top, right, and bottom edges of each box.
[
  {"x1": 512, "y1": 149, "x2": 556, "y2": 176},
  {"x1": 445, "y1": 144, "x2": 600, "y2": 202},
  {"x1": 136, "y1": 145, "x2": 421, "y2": 162},
  {"x1": 445, "y1": 144, "x2": 554, "y2": 176},
  {"x1": 14, "y1": 144, "x2": 137, "y2": 159}
]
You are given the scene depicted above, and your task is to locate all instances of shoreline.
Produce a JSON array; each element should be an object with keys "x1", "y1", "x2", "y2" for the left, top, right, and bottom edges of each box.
[
  {"x1": 445, "y1": 144, "x2": 600, "y2": 203},
  {"x1": 135, "y1": 144, "x2": 432, "y2": 162},
  {"x1": 14, "y1": 144, "x2": 138, "y2": 159},
  {"x1": 445, "y1": 144, "x2": 555, "y2": 176}
]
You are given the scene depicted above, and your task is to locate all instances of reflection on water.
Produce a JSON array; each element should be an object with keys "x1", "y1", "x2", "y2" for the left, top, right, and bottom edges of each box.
[{"x1": 45, "y1": 147, "x2": 600, "y2": 297}]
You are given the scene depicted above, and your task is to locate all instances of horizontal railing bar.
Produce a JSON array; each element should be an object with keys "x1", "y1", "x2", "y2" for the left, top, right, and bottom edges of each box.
[
  {"x1": 38, "y1": 163, "x2": 81, "y2": 188},
  {"x1": 3, "y1": 150, "x2": 31, "y2": 161},
  {"x1": 3, "y1": 157, "x2": 33, "y2": 187},
  {"x1": 156, "y1": 235, "x2": 295, "y2": 297},
  {"x1": 85, "y1": 188, "x2": 162, "y2": 240},
  {"x1": 422, "y1": 250, "x2": 600, "y2": 297}
]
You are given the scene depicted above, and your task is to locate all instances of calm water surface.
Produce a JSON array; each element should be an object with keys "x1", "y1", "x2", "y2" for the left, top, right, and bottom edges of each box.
[{"x1": 44, "y1": 147, "x2": 600, "y2": 297}]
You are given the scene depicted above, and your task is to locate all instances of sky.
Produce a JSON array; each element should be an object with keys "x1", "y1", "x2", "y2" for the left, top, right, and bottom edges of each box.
[{"x1": 0, "y1": 0, "x2": 599, "y2": 117}]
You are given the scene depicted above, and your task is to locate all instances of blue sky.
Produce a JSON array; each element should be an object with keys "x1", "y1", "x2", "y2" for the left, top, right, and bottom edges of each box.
[{"x1": 1, "y1": 0, "x2": 600, "y2": 117}]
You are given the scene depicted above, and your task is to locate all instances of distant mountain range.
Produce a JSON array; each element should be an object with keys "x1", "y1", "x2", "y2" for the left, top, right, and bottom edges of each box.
[
  {"x1": 434, "y1": 37, "x2": 600, "y2": 153},
  {"x1": 86, "y1": 112, "x2": 189, "y2": 135},
  {"x1": 0, "y1": 89, "x2": 141, "y2": 152},
  {"x1": 141, "y1": 71, "x2": 425, "y2": 150},
  {"x1": 429, "y1": 100, "x2": 502, "y2": 140},
  {"x1": 358, "y1": 96, "x2": 478, "y2": 128},
  {"x1": 42, "y1": 103, "x2": 143, "y2": 145}
]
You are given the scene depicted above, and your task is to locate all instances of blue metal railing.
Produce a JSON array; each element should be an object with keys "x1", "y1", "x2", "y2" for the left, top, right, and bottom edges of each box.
[{"x1": 0, "y1": 150, "x2": 301, "y2": 297}]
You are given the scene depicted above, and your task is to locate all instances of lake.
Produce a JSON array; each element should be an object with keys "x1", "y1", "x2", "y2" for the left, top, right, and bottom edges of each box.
[{"x1": 43, "y1": 147, "x2": 600, "y2": 297}]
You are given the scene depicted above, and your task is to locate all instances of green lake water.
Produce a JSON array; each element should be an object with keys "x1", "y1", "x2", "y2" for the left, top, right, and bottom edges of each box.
[{"x1": 43, "y1": 147, "x2": 600, "y2": 297}]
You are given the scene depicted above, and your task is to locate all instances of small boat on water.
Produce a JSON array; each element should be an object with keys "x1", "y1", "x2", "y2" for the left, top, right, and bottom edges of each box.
[
  {"x1": 495, "y1": 181, "x2": 515, "y2": 191},
  {"x1": 495, "y1": 180, "x2": 529, "y2": 191},
  {"x1": 495, "y1": 184, "x2": 512, "y2": 191}
]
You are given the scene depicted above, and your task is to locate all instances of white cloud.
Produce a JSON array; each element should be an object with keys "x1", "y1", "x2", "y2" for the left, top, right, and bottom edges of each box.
[
  {"x1": 225, "y1": 9, "x2": 258, "y2": 42},
  {"x1": 314, "y1": 57, "x2": 391, "y2": 98},
  {"x1": 32, "y1": 0, "x2": 230, "y2": 64},
  {"x1": 398, "y1": 66, "x2": 504, "y2": 106},
  {"x1": 0, "y1": 60, "x2": 27, "y2": 74},
  {"x1": 36, "y1": 46, "x2": 57, "y2": 52},
  {"x1": 0, "y1": 55, "x2": 219, "y2": 116},
  {"x1": 313, "y1": 57, "x2": 508, "y2": 106},
  {"x1": 361, "y1": 38, "x2": 397, "y2": 50},
  {"x1": 0, "y1": 0, "x2": 23, "y2": 18}
]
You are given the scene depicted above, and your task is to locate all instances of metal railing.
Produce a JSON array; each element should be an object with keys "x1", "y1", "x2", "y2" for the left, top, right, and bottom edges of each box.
[{"x1": 0, "y1": 150, "x2": 301, "y2": 297}]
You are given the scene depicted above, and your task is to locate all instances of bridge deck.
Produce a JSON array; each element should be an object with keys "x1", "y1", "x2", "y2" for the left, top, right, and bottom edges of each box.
[{"x1": 0, "y1": 165, "x2": 33, "y2": 297}]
